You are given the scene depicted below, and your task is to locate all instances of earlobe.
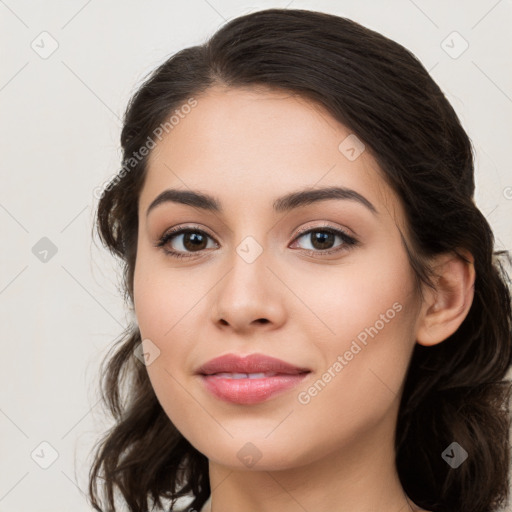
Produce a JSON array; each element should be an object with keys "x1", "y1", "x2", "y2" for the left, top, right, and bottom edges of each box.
[{"x1": 416, "y1": 250, "x2": 475, "y2": 347}]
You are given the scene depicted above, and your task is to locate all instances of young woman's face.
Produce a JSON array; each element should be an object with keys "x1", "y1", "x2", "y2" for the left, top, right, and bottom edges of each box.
[{"x1": 133, "y1": 86, "x2": 423, "y2": 470}]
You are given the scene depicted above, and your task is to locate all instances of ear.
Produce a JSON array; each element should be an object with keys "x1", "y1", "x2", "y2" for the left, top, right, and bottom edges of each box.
[{"x1": 416, "y1": 250, "x2": 475, "y2": 347}]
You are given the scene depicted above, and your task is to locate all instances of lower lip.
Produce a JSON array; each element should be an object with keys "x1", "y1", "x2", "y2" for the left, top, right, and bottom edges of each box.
[{"x1": 200, "y1": 373, "x2": 310, "y2": 404}]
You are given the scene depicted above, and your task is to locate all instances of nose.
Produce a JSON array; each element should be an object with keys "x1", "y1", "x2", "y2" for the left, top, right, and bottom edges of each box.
[{"x1": 210, "y1": 241, "x2": 286, "y2": 334}]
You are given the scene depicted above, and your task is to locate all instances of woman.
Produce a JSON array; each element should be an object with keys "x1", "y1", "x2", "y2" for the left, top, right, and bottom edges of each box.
[{"x1": 88, "y1": 8, "x2": 512, "y2": 512}]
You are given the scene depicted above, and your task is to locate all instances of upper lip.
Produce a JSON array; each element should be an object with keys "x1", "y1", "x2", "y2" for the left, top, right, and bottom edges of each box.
[{"x1": 196, "y1": 353, "x2": 311, "y2": 375}]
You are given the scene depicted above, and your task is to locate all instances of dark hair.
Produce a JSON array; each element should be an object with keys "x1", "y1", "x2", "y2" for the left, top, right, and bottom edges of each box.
[{"x1": 89, "y1": 8, "x2": 512, "y2": 512}]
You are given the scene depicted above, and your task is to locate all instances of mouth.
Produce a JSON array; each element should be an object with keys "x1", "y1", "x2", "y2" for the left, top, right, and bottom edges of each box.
[
  {"x1": 196, "y1": 353, "x2": 311, "y2": 404},
  {"x1": 196, "y1": 352, "x2": 311, "y2": 376},
  {"x1": 204, "y1": 371, "x2": 296, "y2": 379}
]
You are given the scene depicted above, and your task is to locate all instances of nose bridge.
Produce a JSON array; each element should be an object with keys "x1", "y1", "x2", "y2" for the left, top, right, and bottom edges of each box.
[
  {"x1": 212, "y1": 233, "x2": 283, "y2": 328},
  {"x1": 224, "y1": 234, "x2": 270, "y2": 300}
]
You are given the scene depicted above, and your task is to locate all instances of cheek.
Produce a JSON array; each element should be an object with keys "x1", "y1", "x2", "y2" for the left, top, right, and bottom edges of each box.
[
  {"x1": 297, "y1": 246, "x2": 418, "y2": 419},
  {"x1": 133, "y1": 248, "x2": 204, "y2": 338},
  {"x1": 132, "y1": 253, "x2": 212, "y2": 427},
  {"x1": 290, "y1": 300, "x2": 417, "y2": 467},
  {"x1": 294, "y1": 239, "x2": 415, "y2": 348}
]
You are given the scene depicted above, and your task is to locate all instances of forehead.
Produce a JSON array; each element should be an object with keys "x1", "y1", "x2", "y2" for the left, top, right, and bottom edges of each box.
[{"x1": 140, "y1": 86, "x2": 401, "y2": 225}]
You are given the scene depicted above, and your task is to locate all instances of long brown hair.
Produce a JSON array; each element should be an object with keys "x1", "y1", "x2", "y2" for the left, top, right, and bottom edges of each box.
[{"x1": 89, "y1": 8, "x2": 512, "y2": 512}]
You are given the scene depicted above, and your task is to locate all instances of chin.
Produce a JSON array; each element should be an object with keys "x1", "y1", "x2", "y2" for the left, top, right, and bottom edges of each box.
[{"x1": 197, "y1": 437, "x2": 315, "y2": 472}]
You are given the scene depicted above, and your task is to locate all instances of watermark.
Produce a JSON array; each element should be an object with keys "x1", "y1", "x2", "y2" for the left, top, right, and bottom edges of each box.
[
  {"x1": 30, "y1": 441, "x2": 59, "y2": 469},
  {"x1": 237, "y1": 441, "x2": 263, "y2": 468},
  {"x1": 338, "y1": 133, "x2": 365, "y2": 161},
  {"x1": 31, "y1": 31, "x2": 59, "y2": 59},
  {"x1": 236, "y1": 236, "x2": 264, "y2": 264},
  {"x1": 440, "y1": 31, "x2": 469, "y2": 60},
  {"x1": 504, "y1": 186, "x2": 512, "y2": 200},
  {"x1": 134, "y1": 338, "x2": 161, "y2": 366},
  {"x1": 441, "y1": 441, "x2": 468, "y2": 468},
  {"x1": 93, "y1": 97, "x2": 198, "y2": 200},
  {"x1": 32, "y1": 236, "x2": 58, "y2": 263},
  {"x1": 297, "y1": 301, "x2": 403, "y2": 405}
]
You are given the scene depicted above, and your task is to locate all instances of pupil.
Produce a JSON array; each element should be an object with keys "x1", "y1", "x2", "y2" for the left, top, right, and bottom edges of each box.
[
  {"x1": 312, "y1": 232, "x2": 334, "y2": 250},
  {"x1": 184, "y1": 233, "x2": 206, "y2": 251}
]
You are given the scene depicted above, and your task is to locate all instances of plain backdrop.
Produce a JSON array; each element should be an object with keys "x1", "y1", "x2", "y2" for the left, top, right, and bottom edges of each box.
[{"x1": 1, "y1": 1, "x2": 511, "y2": 510}]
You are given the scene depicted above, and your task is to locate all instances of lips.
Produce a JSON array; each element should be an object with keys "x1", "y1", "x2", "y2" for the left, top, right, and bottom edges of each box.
[
  {"x1": 196, "y1": 353, "x2": 311, "y2": 376},
  {"x1": 196, "y1": 353, "x2": 311, "y2": 405}
]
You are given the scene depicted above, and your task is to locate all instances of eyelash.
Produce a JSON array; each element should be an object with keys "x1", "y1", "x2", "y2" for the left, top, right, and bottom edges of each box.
[{"x1": 154, "y1": 223, "x2": 359, "y2": 260}]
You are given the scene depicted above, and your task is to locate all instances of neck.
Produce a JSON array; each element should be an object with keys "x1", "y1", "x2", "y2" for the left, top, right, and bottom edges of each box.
[{"x1": 205, "y1": 410, "x2": 420, "y2": 512}]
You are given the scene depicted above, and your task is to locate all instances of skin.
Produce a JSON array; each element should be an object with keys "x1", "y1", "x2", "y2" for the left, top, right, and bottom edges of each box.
[{"x1": 133, "y1": 85, "x2": 475, "y2": 512}]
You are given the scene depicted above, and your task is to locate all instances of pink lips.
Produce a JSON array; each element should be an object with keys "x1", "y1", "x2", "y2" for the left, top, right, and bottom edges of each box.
[{"x1": 196, "y1": 353, "x2": 311, "y2": 405}]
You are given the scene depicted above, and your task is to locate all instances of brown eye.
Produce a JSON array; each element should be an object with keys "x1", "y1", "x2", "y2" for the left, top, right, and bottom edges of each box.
[
  {"x1": 156, "y1": 227, "x2": 218, "y2": 258},
  {"x1": 179, "y1": 232, "x2": 209, "y2": 251},
  {"x1": 303, "y1": 231, "x2": 336, "y2": 250},
  {"x1": 291, "y1": 226, "x2": 358, "y2": 255}
]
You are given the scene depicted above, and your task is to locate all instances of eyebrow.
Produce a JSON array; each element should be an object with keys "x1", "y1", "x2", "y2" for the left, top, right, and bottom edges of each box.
[{"x1": 146, "y1": 186, "x2": 378, "y2": 217}]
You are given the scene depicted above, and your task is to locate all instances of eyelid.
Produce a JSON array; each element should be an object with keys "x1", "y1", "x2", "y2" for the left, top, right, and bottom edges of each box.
[
  {"x1": 290, "y1": 223, "x2": 358, "y2": 252},
  {"x1": 158, "y1": 222, "x2": 354, "y2": 241},
  {"x1": 159, "y1": 223, "x2": 215, "y2": 240},
  {"x1": 291, "y1": 217, "x2": 359, "y2": 239},
  {"x1": 154, "y1": 223, "x2": 218, "y2": 249},
  {"x1": 155, "y1": 222, "x2": 359, "y2": 258},
  {"x1": 293, "y1": 222, "x2": 352, "y2": 238}
]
